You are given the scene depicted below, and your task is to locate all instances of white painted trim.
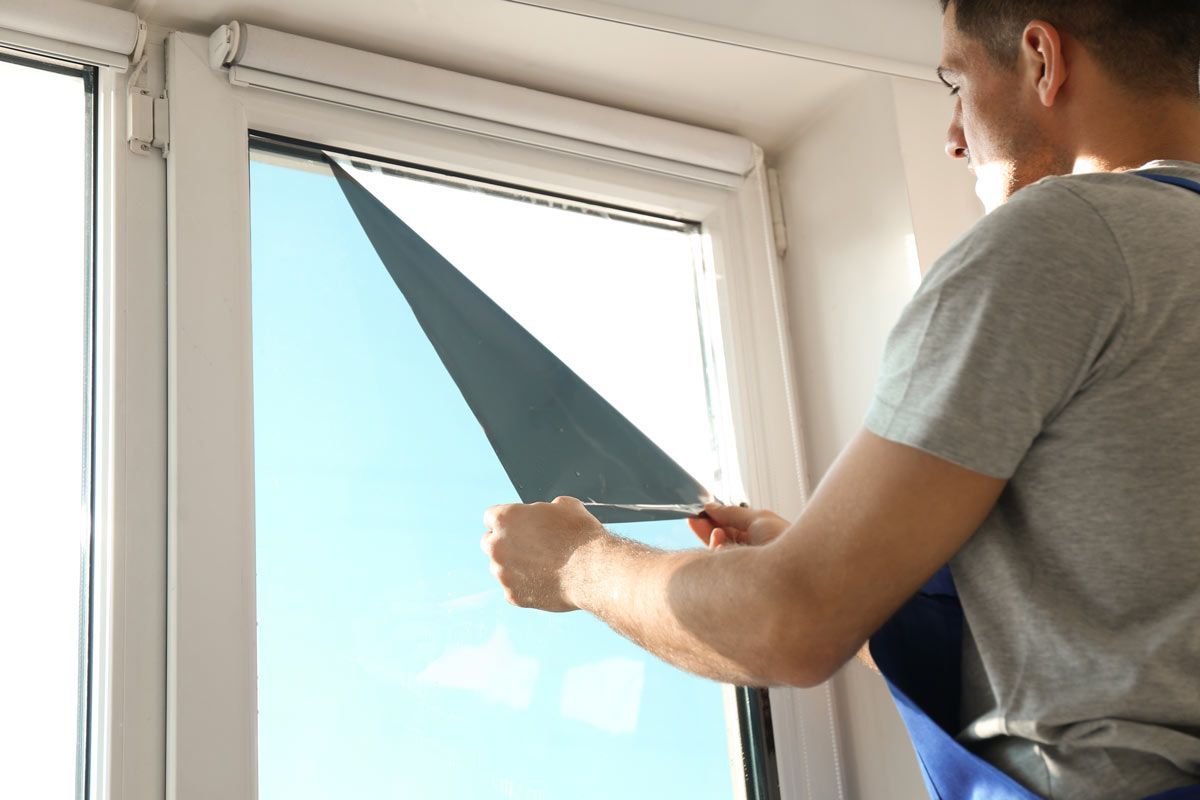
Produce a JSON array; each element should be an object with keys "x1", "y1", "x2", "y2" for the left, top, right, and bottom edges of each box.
[
  {"x1": 90, "y1": 40, "x2": 168, "y2": 800},
  {"x1": 770, "y1": 685, "x2": 847, "y2": 800},
  {"x1": 210, "y1": 21, "x2": 756, "y2": 178},
  {"x1": 708, "y1": 153, "x2": 845, "y2": 800},
  {"x1": 165, "y1": 32, "x2": 258, "y2": 800},
  {"x1": 167, "y1": 28, "x2": 840, "y2": 799}
]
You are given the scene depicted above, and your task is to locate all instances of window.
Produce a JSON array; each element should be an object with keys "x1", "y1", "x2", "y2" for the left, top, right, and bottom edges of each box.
[
  {"x1": 250, "y1": 140, "x2": 738, "y2": 798},
  {"x1": 167, "y1": 29, "x2": 821, "y2": 799},
  {"x1": 0, "y1": 51, "x2": 96, "y2": 799},
  {"x1": 0, "y1": 16, "x2": 839, "y2": 800}
]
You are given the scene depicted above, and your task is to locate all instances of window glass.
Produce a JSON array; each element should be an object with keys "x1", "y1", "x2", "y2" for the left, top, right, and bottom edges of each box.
[
  {"x1": 0, "y1": 53, "x2": 94, "y2": 799},
  {"x1": 251, "y1": 144, "x2": 737, "y2": 798}
]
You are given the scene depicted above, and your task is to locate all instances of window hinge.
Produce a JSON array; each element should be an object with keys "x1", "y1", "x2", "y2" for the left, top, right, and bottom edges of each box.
[
  {"x1": 766, "y1": 167, "x2": 788, "y2": 259},
  {"x1": 128, "y1": 87, "x2": 169, "y2": 157}
]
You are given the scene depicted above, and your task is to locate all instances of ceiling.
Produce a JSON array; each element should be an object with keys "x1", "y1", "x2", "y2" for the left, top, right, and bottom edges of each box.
[
  {"x1": 506, "y1": 0, "x2": 942, "y2": 76},
  {"x1": 88, "y1": 0, "x2": 945, "y2": 151}
]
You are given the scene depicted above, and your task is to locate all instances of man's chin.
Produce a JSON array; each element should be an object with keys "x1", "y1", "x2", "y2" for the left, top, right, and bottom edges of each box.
[
  {"x1": 973, "y1": 165, "x2": 1013, "y2": 214},
  {"x1": 973, "y1": 162, "x2": 1057, "y2": 213}
]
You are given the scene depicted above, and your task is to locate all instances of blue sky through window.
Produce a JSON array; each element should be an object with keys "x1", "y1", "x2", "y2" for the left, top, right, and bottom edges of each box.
[{"x1": 250, "y1": 152, "x2": 737, "y2": 799}]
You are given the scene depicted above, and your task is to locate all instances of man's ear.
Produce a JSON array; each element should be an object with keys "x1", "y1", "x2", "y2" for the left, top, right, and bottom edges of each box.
[{"x1": 1021, "y1": 20, "x2": 1067, "y2": 107}]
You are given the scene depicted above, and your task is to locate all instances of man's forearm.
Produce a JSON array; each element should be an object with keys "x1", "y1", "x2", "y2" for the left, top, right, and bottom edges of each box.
[{"x1": 564, "y1": 532, "x2": 812, "y2": 687}]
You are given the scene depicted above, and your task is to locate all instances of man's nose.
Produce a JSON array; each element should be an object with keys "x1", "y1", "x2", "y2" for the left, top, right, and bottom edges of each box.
[{"x1": 946, "y1": 105, "x2": 968, "y2": 160}]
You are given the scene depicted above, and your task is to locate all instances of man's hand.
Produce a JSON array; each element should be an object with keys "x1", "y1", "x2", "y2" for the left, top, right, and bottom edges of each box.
[
  {"x1": 479, "y1": 431, "x2": 1007, "y2": 689},
  {"x1": 482, "y1": 496, "x2": 608, "y2": 613},
  {"x1": 688, "y1": 503, "x2": 789, "y2": 550}
]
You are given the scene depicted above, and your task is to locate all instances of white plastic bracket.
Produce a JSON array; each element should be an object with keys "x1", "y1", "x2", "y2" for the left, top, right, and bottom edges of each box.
[
  {"x1": 131, "y1": 21, "x2": 149, "y2": 65},
  {"x1": 208, "y1": 22, "x2": 241, "y2": 70},
  {"x1": 128, "y1": 87, "x2": 169, "y2": 156}
]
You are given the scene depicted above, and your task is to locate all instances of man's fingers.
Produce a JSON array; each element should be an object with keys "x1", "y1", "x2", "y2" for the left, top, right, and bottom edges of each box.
[
  {"x1": 489, "y1": 498, "x2": 585, "y2": 530},
  {"x1": 483, "y1": 503, "x2": 515, "y2": 530},
  {"x1": 688, "y1": 516, "x2": 714, "y2": 544},
  {"x1": 709, "y1": 528, "x2": 729, "y2": 550},
  {"x1": 703, "y1": 502, "x2": 757, "y2": 529},
  {"x1": 551, "y1": 496, "x2": 584, "y2": 509}
]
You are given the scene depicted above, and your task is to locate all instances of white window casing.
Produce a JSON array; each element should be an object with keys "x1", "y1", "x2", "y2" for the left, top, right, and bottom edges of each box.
[
  {"x1": 90, "y1": 35, "x2": 170, "y2": 800},
  {"x1": 0, "y1": 5, "x2": 849, "y2": 796},
  {"x1": 0, "y1": 0, "x2": 145, "y2": 69},
  {"x1": 167, "y1": 24, "x2": 841, "y2": 800},
  {"x1": 0, "y1": 24, "x2": 167, "y2": 800}
]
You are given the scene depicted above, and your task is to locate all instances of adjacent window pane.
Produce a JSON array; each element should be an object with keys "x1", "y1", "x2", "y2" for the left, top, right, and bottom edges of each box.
[
  {"x1": 0, "y1": 53, "x2": 94, "y2": 799},
  {"x1": 251, "y1": 144, "x2": 737, "y2": 798}
]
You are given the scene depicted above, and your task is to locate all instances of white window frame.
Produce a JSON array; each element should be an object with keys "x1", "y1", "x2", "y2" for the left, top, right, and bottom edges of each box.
[
  {"x1": 0, "y1": 21, "x2": 168, "y2": 800},
  {"x1": 165, "y1": 28, "x2": 843, "y2": 800},
  {"x1": 90, "y1": 34, "x2": 168, "y2": 800}
]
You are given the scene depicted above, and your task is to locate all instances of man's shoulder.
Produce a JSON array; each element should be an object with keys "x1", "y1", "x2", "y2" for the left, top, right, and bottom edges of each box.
[
  {"x1": 1016, "y1": 167, "x2": 1195, "y2": 224},
  {"x1": 931, "y1": 179, "x2": 1123, "y2": 286},
  {"x1": 987, "y1": 176, "x2": 1113, "y2": 233},
  {"x1": 971, "y1": 166, "x2": 1200, "y2": 267}
]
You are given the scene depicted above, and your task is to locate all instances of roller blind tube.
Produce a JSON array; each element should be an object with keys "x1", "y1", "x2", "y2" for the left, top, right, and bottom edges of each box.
[
  {"x1": 0, "y1": 0, "x2": 145, "y2": 69},
  {"x1": 209, "y1": 21, "x2": 757, "y2": 179}
]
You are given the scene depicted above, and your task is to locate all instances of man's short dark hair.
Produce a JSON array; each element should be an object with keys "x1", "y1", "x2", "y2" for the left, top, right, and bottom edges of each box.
[{"x1": 940, "y1": 0, "x2": 1200, "y2": 98}]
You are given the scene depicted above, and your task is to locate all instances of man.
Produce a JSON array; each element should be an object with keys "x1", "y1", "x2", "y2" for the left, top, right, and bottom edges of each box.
[{"x1": 481, "y1": 2, "x2": 1200, "y2": 798}]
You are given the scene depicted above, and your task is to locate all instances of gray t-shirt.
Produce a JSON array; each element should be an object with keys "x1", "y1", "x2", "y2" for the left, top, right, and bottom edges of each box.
[{"x1": 866, "y1": 161, "x2": 1200, "y2": 800}]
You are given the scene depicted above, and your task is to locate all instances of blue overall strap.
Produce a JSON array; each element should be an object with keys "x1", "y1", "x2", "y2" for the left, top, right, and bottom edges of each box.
[
  {"x1": 869, "y1": 566, "x2": 1200, "y2": 800},
  {"x1": 1139, "y1": 172, "x2": 1200, "y2": 194},
  {"x1": 869, "y1": 567, "x2": 1040, "y2": 800}
]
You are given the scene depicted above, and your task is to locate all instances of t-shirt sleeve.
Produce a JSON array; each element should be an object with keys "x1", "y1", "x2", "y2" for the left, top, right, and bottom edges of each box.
[{"x1": 865, "y1": 182, "x2": 1132, "y2": 479}]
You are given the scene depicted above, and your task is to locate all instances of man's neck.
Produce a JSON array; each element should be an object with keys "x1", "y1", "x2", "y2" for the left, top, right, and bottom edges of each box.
[{"x1": 1071, "y1": 97, "x2": 1200, "y2": 175}]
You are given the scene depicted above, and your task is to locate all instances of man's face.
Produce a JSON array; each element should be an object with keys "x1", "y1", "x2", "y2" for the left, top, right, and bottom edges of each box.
[{"x1": 939, "y1": 4, "x2": 1070, "y2": 211}]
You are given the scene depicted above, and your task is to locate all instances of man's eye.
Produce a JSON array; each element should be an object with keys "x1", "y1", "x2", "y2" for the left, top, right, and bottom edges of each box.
[{"x1": 949, "y1": 86, "x2": 961, "y2": 97}]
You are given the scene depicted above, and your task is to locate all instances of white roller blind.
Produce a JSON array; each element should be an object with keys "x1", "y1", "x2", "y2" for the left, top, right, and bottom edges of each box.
[
  {"x1": 0, "y1": 0, "x2": 144, "y2": 69},
  {"x1": 209, "y1": 21, "x2": 757, "y2": 179}
]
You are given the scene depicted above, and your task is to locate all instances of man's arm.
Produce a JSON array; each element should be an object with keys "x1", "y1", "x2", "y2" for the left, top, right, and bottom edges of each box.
[{"x1": 483, "y1": 428, "x2": 1006, "y2": 687}]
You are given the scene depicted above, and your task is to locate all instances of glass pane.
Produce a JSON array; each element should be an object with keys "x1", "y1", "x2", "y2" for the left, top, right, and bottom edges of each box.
[
  {"x1": 0, "y1": 54, "x2": 93, "y2": 799},
  {"x1": 251, "y1": 144, "x2": 736, "y2": 799}
]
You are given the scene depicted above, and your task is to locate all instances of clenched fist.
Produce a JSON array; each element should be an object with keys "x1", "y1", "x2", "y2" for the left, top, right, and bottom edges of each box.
[{"x1": 481, "y1": 496, "x2": 608, "y2": 612}]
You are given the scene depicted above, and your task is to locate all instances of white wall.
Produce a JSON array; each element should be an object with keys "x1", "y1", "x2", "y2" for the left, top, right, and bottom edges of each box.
[
  {"x1": 774, "y1": 74, "x2": 919, "y2": 486},
  {"x1": 769, "y1": 73, "x2": 982, "y2": 799},
  {"x1": 890, "y1": 76, "x2": 985, "y2": 272}
]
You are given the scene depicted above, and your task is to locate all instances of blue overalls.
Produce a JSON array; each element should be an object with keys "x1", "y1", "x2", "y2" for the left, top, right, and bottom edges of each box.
[{"x1": 866, "y1": 172, "x2": 1200, "y2": 800}]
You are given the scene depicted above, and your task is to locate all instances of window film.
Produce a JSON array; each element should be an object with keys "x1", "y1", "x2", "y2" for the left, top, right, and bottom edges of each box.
[
  {"x1": 325, "y1": 155, "x2": 714, "y2": 523},
  {"x1": 0, "y1": 51, "x2": 95, "y2": 800},
  {"x1": 250, "y1": 141, "x2": 737, "y2": 798}
]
